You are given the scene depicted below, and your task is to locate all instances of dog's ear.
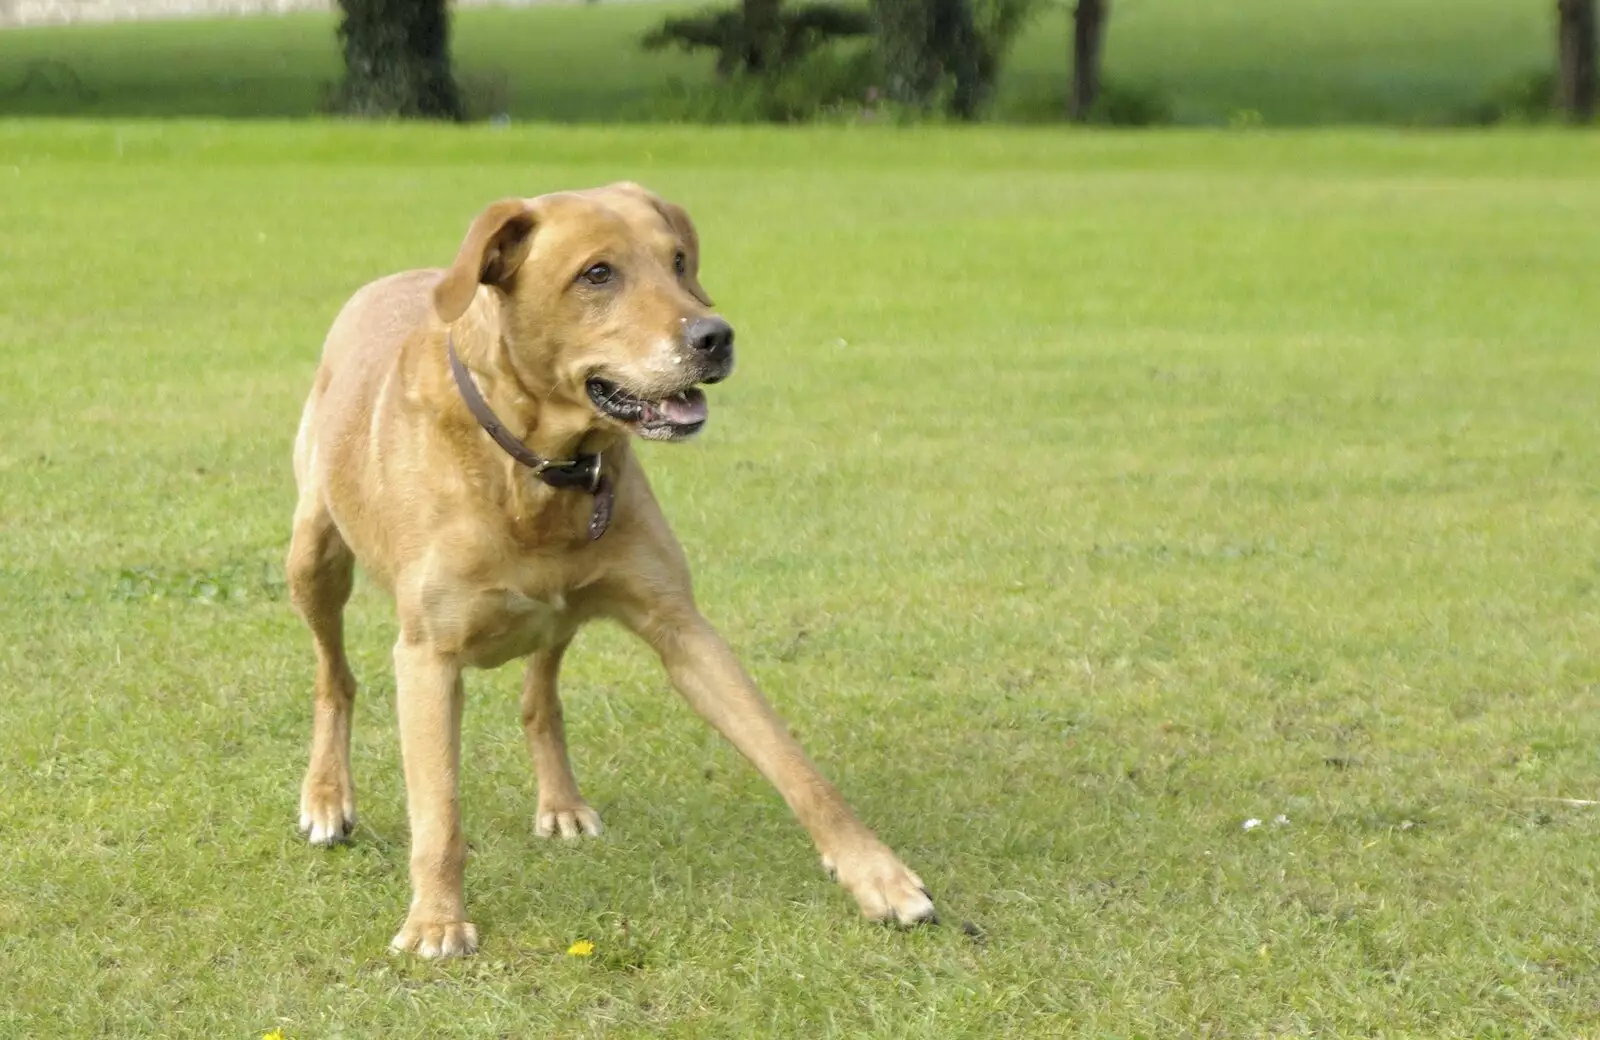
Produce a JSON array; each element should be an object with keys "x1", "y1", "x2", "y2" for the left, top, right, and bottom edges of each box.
[
  {"x1": 659, "y1": 199, "x2": 713, "y2": 307},
  {"x1": 434, "y1": 199, "x2": 537, "y2": 324},
  {"x1": 611, "y1": 182, "x2": 713, "y2": 307},
  {"x1": 651, "y1": 196, "x2": 713, "y2": 308}
]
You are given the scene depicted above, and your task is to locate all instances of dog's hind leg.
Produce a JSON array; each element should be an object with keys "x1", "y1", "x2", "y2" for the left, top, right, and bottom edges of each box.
[
  {"x1": 287, "y1": 407, "x2": 359, "y2": 845},
  {"x1": 520, "y1": 640, "x2": 603, "y2": 839}
]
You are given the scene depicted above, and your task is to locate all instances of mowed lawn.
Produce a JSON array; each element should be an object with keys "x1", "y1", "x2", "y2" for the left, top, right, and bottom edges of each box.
[
  {"x1": 2, "y1": 122, "x2": 1600, "y2": 1036},
  {"x1": 0, "y1": 0, "x2": 1552, "y2": 125}
]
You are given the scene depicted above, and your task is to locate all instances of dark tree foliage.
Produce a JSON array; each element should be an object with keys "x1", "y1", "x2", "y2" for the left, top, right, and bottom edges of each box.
[
  {"x1": 643, "y1": 1, "x2": 872, "y2": 79},
  {"x1": 870, "y1": 0, "x2": 985, "y2": 118},
  {"x1": 1557, "y1": 0, "x2": 1597, "y2": 122},
  {"x1": 331, "y1": 0, "x2": 462, "y2": 119}
]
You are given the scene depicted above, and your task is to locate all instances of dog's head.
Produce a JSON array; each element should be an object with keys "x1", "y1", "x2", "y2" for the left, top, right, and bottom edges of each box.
[{"x1": 434, "y1": 182, "x2": 733, "y2": 443}]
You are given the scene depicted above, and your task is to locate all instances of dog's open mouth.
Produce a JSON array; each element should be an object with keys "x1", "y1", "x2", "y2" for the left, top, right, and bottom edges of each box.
[{"x1": 587, "y1": 378, "x2": 708, "y2": 440}]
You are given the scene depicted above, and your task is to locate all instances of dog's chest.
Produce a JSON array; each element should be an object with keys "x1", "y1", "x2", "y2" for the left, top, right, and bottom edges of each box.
[{"x1": 452, "y1": 587, "x2": 568, "y2": 668}]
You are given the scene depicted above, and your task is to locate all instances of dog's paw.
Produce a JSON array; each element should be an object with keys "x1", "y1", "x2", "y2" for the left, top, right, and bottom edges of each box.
[
  {"x1": 298, "y1": 773, "x2": 355, "y2": 846},
  {"x1": 390, "y1": 918, "x2": 479, "y2": 959},
  {"x1": 535, "y1": 801, "x2": 603, "y2": 839},
  {"x1": 822, "y1": 842, "x2": 938, "y2": 927}
]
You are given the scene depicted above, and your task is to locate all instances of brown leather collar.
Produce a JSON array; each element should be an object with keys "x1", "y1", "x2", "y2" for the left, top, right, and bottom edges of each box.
[{"x1": 447, "y1": 334, "x2": 613, "y2": 539}]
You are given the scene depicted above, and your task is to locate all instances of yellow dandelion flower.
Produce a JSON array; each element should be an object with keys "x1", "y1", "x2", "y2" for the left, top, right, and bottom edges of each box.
[
  {"x1": 567, "y1": 939, "x2": 595, "y2": 957},
  {"x1": 262, "y1": 1031, "x2": 285, "y2": 1040}
]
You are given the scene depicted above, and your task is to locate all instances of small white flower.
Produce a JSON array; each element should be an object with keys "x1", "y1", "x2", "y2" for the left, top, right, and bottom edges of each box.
[
  {"x1": 1242, "y1": 818, "x2": 1262, "y2": 831},
  {"x1": 1273, "y1": 814, "x2": 1290, "y2": 827}
]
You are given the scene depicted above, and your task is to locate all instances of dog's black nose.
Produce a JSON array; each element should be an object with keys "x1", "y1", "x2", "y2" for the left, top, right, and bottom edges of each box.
[{"x1": 686, "y1": 316, "x2": 734, "y2": 360}]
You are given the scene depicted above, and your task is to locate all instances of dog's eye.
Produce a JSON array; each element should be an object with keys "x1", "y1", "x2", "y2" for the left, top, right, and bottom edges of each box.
[
  {"x1": 579, "y1": 263, "x2": 614, "y2": 286},
  {"x1": 673, "y1": 251, "x2": 686, "y2": 276}
]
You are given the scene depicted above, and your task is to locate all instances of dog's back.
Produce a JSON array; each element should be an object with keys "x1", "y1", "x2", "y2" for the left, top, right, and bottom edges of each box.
[{"x1": 292, "y1": 271, "x2": 442, "y2": 556}]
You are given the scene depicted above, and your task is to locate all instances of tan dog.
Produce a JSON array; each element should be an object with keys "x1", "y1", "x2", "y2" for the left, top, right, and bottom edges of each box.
[{"x1": 286, "y1": 182, "x2": 936, "y2": 957}]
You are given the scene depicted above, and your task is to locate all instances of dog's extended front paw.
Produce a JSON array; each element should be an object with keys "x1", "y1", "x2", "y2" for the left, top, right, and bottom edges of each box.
[
  {"x1": 822, "y1": 841, "x2": 938, "y2": 927},
  {"x1": 390, "y1": 918, "x2": 479, "y2": 959},
  {"x1": 534, "y1": 800, "x2": 603, "y2": 839},
  {"x1": 298, "y1": 771, "x2": 355, "y2": 846}
]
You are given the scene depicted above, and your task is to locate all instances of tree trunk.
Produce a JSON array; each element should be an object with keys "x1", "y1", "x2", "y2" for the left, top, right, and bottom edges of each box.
[
  {"x1": 871, "y1": 0, "x2": 984, "y2": 118},
  {"x1": 935, "y1": 0, "x2": 985, "y2": 119},
  {"x1": 1558, "y1": 0, "x2": 1597, "y2": 123},
  {"x1": 743, "y1": 0, "x2": 783, "y2": 72},
  {"x1": 1071, "y1": 0, "x2": 1108, "y2": 122},
  {"x1": 873, "y1": 0, "x2": 938, "y2": 107},
  {"x1": 333, "y1": 0, "x2": 462, "y2": 120}
]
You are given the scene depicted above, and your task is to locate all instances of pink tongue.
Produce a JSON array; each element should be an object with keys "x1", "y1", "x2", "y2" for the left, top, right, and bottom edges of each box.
[{"x1": 656, "y1": 390, "x2": 708, "y2": 425}]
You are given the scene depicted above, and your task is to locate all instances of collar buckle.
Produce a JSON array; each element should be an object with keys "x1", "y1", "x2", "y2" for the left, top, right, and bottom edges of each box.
[
  {"x1": 448, "y1": 333, "x2": 608, "y2": 519},
  {"x1": 534, "y1": 452, "x2": 603, "y2": 494}
]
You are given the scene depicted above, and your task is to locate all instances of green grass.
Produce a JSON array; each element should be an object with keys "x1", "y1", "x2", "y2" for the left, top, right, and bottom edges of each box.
[
  {"x1": 3, "y1": 120, "x2": 1600, "y2": 1036},
  {"x1": 0, "y1": 0, "x2": 1554, "y2": 125}
]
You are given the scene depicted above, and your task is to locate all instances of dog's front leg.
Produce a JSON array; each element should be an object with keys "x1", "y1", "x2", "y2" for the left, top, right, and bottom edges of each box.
[
  {"x1": 388, "y1": 640, "x2": 478, "y2": 958},
  {"x1": 643, "y1": 611, "x2": 937, "y2": 926}
]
